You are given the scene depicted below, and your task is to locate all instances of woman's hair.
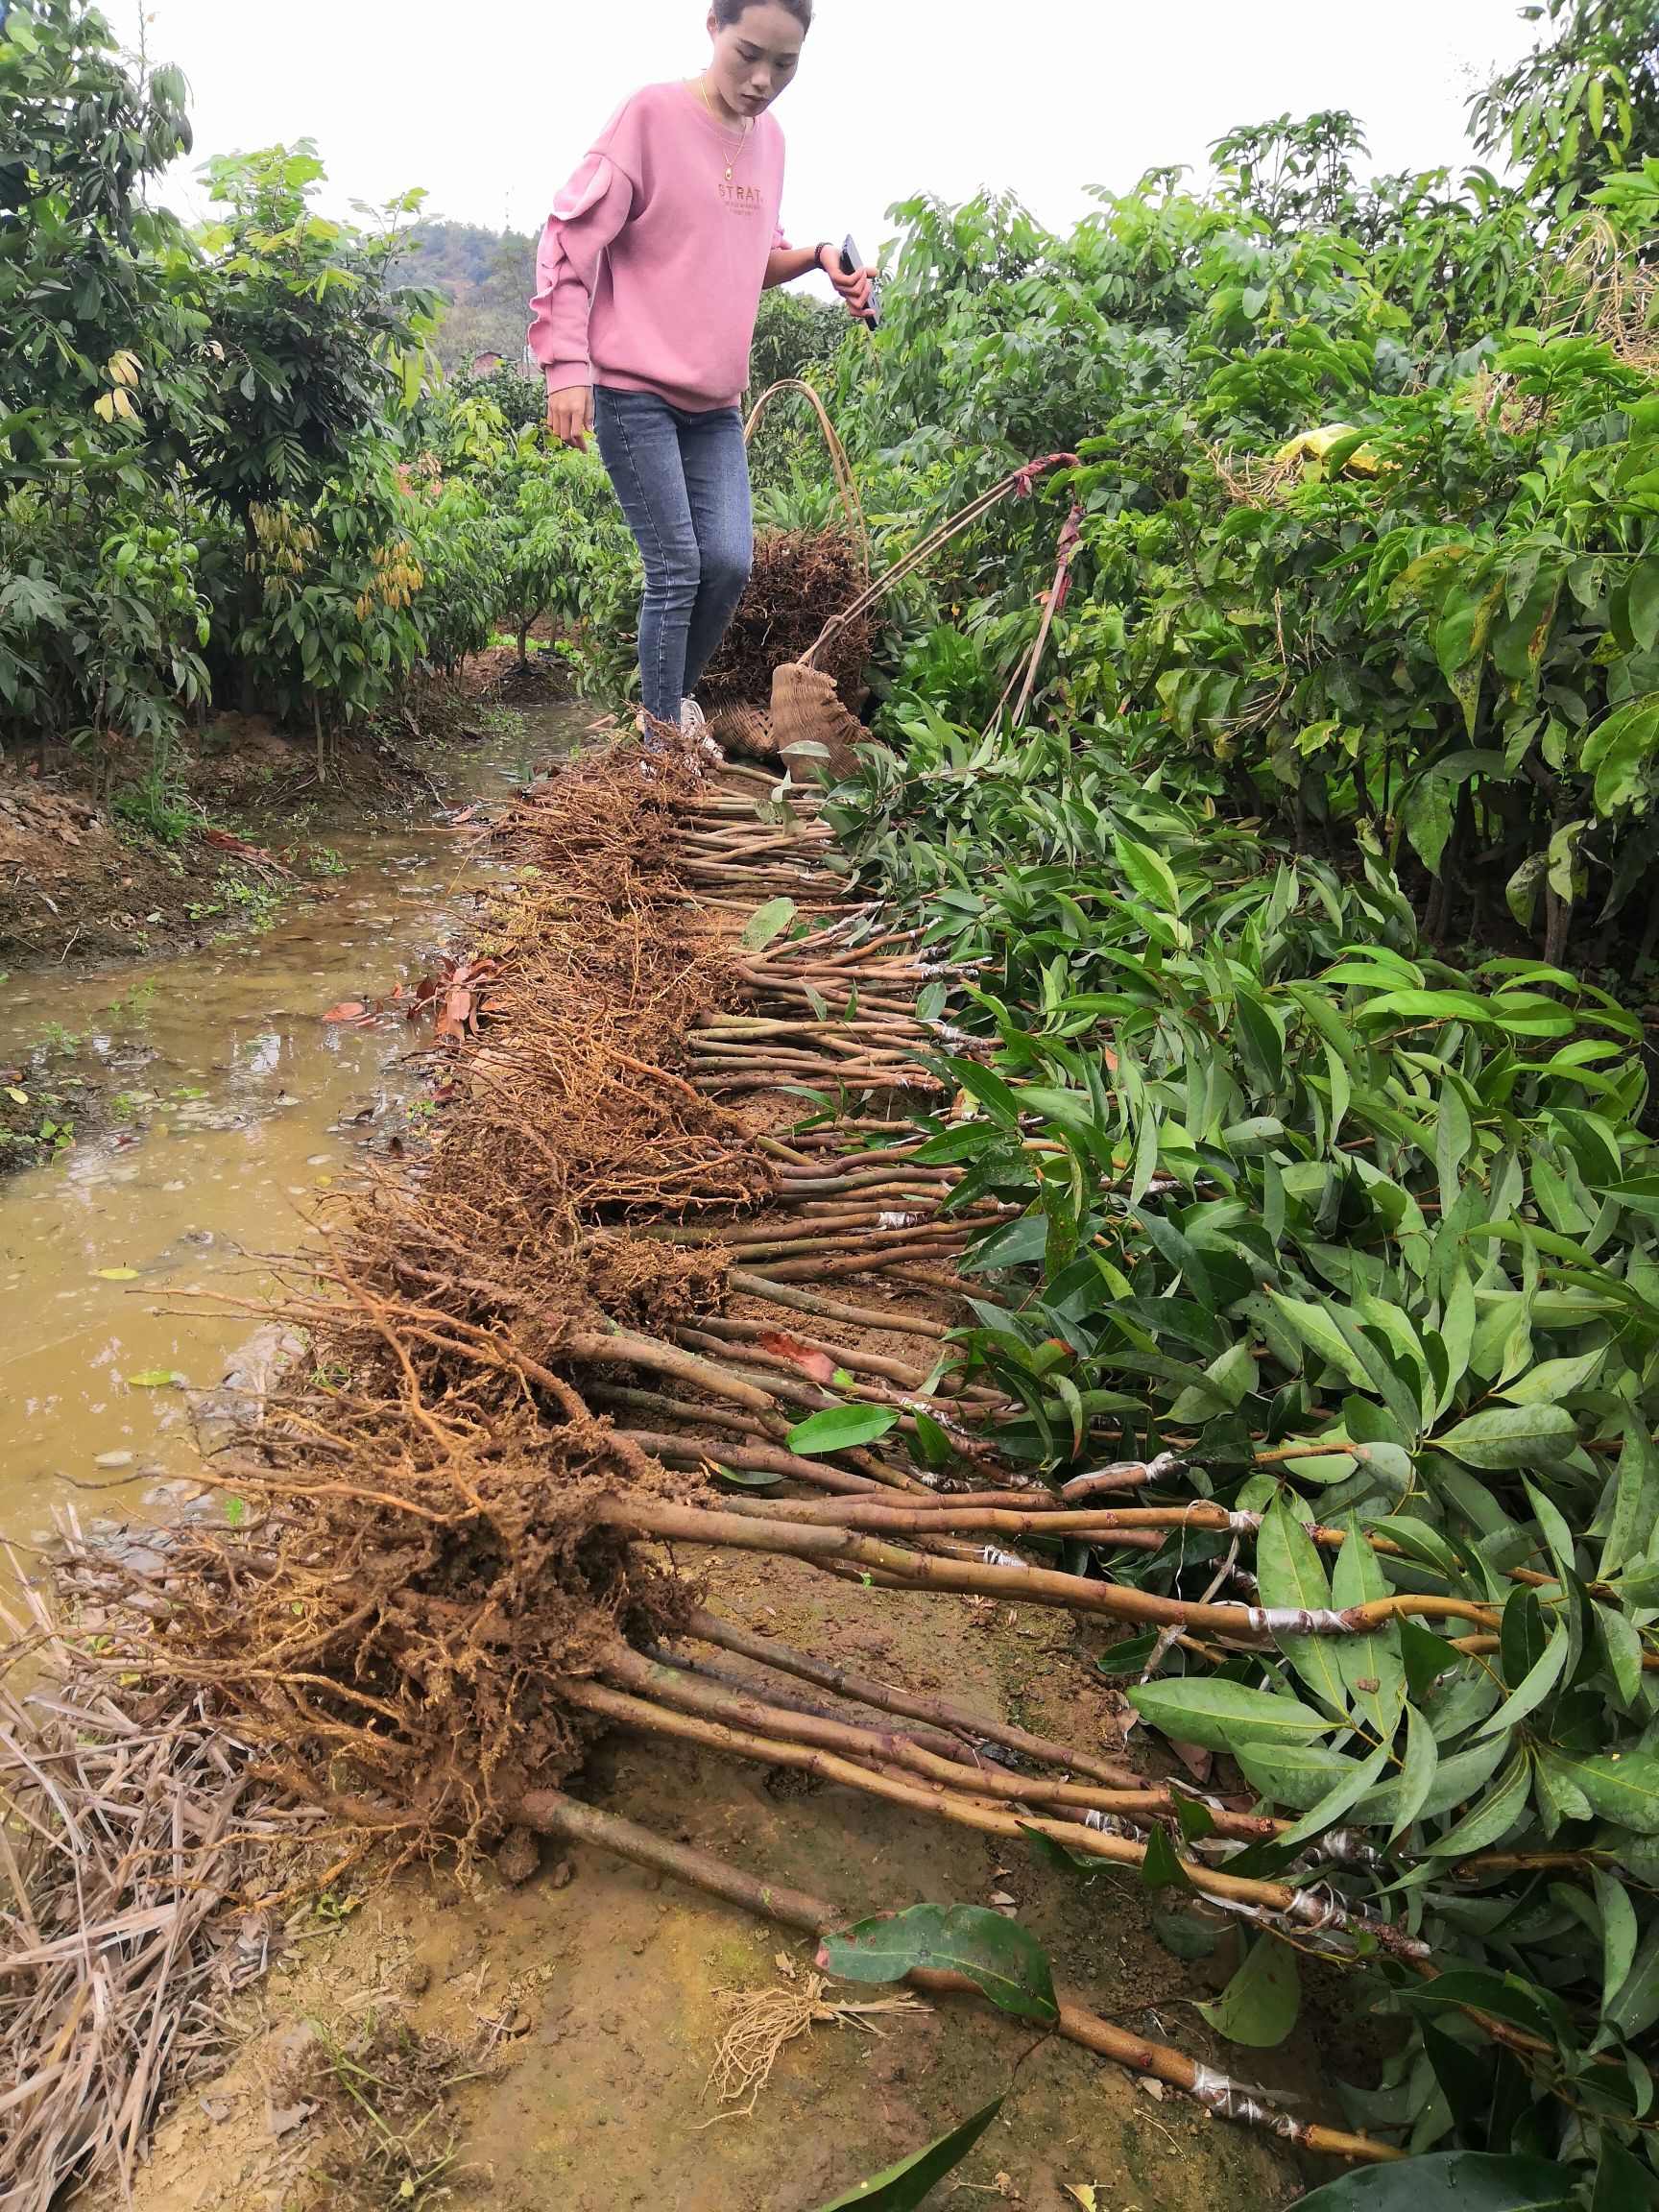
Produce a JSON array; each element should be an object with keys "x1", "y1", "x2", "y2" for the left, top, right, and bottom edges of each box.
[{"x1": 712, "y1": 0, "x2": 814, "y2": 30}]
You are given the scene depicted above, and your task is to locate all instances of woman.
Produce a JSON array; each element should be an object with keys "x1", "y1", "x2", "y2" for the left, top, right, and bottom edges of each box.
[{"x1": 528, "y1": 0, "x2": 872, "y2": 743}]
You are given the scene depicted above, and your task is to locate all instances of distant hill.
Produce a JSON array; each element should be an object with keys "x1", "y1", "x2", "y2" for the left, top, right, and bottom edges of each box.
[{"x1": 403, "y1": 220, "x2": 539, "y2": 378}]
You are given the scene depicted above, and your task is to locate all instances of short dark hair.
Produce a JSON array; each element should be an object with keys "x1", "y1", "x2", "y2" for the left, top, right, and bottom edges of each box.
[{"x1": 713, "y1": 0, "x2": 814, "y2": 31}]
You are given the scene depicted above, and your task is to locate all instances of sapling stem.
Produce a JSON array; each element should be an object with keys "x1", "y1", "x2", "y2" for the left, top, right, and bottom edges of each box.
[
  {"x1": 683, "y1": 1610, "x2": 1135, "y2": 1787},
  {"x1": 509, "y1": 1789, "x2": 1399, "y2": 2165}
]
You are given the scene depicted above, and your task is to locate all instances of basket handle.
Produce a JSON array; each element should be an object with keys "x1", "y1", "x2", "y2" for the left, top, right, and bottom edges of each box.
[{"x1": 743, "y1": 379, "x2": 871, "y2": 578}]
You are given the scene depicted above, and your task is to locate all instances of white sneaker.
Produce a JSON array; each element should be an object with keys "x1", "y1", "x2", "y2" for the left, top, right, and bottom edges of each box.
[{"x1": 682, "y1": 697, "x2": 723, "y2": 763}]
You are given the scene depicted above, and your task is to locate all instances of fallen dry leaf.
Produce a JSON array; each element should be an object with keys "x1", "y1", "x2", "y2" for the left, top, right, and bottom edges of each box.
[
  {"x1": 757, "y1": 1331, "x2": 838, "y2": 1386},
  {"x1": 1169, "y1": 1740, "x2": 1214, "y2": 1784},
  {"x1": 323, "y1": 1002, "x2": 367, "y2": 1024}
]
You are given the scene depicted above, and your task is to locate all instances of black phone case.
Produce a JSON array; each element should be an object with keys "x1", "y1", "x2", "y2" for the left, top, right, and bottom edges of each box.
[{"x1": 839, "y1": 236, "x2": 881, "y2": 330}]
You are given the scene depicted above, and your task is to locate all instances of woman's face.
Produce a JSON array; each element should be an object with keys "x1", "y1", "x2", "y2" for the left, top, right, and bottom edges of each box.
[{"x1": 705, "y1": 4, "x2": 805, "y2": 118}]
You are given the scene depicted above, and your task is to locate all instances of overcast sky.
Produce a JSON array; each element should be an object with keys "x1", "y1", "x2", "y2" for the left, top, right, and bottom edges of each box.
[{"x1": 137, "y1": 0, "x2": 1539, "y2": 299}]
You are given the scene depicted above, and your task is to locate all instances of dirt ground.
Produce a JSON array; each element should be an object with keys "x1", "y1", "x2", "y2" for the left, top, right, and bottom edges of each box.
[
  {"x1": 0, "y1": 646, "x2": 578, "y2": 976},
  {"x1": 0, "y1": 714, "x2": 454, "y2": 966},
  {"x1": 92, "y1": 1529, "x2": 1358, "y2": 2212}
]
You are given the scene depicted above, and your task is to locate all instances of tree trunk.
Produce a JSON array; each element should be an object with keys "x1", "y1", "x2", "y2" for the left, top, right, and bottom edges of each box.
[
  {"x1": 1425, "y1": 781, "x2": 1475, "y2": 948},
  {"x1": 1544, "y1": 881, "x2": 1573, "y2": 970},
  {"x1": 238, "y1": 509, "x2": 260, "y2": 717}
]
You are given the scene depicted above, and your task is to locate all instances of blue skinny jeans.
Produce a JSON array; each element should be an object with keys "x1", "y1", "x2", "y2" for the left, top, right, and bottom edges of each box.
[{"x1": 593, "y1": 386, "x2": 754, "y2": 729}]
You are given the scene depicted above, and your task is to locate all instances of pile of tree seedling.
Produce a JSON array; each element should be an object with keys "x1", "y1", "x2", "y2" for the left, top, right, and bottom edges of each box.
[{"x1": 3, "y1": 739, "x2": 1408, "y2": 2210}]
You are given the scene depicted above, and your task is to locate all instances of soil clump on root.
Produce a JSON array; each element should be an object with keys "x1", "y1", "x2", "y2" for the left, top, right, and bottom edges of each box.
[{"x1": 700, "y1": 529, "x2": 872, "y2": 762}]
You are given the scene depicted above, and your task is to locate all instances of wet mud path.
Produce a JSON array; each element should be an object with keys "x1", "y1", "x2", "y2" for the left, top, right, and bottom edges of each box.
[{"x1": 0, "y1": 713, "x2": 575, "y2": 1566}]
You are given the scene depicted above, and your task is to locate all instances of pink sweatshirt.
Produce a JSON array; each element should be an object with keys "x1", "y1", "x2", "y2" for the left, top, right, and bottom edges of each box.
[{"x1": 529, "y1": 81, "x2": 790, "y2": 415}]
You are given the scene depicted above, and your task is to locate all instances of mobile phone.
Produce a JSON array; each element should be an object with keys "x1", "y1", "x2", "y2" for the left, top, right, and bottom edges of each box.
[{"x1": 840, "y1": 235, "x2": 881, "y2": 330}]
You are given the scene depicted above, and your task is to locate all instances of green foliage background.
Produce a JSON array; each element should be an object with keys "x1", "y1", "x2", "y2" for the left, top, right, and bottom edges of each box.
[
  {"x1": 0, "y1": 0, "x2": 635, "y2": 779},
  {"x1": 780, "y1": 6, "x2": 1659, "y2": 2200}
]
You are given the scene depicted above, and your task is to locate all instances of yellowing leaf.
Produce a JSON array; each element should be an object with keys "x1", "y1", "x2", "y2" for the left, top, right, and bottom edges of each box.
[
  {"x1": 128, "y1": 1369, "x2": 186, "y2": 1389},
  {"x1": 97, "y1": 1268, "x2": 140, "y2": 1282}
]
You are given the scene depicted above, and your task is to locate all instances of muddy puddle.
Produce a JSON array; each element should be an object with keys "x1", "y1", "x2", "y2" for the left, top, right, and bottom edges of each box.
[{"x1": 0, "y1": 707, "x2": 581, "y2": 1566}]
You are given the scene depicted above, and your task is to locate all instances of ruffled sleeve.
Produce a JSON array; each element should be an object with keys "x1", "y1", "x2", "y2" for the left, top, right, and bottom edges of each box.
[{"x1": 528, "y1": 148, "x2": 638, "y2": 393}]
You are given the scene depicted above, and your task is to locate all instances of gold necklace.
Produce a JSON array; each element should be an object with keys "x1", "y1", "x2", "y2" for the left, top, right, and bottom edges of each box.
[{"x1": 694, "y1": 73, "x2": 752, "y2": 185}]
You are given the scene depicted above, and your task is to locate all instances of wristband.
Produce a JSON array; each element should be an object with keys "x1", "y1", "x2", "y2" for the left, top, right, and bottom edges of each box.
[{"x1": 813, "y1": 240, "x2": 838, "y2": 277}]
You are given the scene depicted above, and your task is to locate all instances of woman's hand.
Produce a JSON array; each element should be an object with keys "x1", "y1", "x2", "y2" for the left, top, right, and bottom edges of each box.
[
  {"x1": 818, "y1": 245, "x2": 876, "y2": 323},
  {"x1": 546, "y1": 384, "x2": 594, "y2": 448}
]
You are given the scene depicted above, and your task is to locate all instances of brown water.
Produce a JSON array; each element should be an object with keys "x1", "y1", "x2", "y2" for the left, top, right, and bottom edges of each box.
[{"x1": 0, "y1": 709, "x2": 579, "y2": 1563}]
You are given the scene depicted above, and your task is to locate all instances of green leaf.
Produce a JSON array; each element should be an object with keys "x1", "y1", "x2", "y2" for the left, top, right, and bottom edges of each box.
[
  {"x1": 1425, "y1": 1743, "x2": 1531, "y2": 1857},
  {"x1": 1401, "y1": 1619, "x2": 1462, "y2": 1702},
  {"x1": 1435, "y1": 1405, "x2": 1578, "y2": 1470},
  {"x1": 1591, "y1": 2142, "x2": 1659, "y2": 2212},
  {"x1": 1275, "y1": 1735, "x2": 1393, "y2": 1851},
  {"x1": 1258, "y1": 1499, "x2": 1348, "y2": 1717},
  {"x1": 1113, "y1": 833, "x2": 1181, "y2": 914},
  {"x1": 1559, "y1": 1751, "x2": 1659, "y2": 1835},
  {"x1": 1285, "y1": 2151, "x2": 1579, "y2": 2211},
  {"x1": 819, "y1": 1905, "x2": 1058, "y2": 2023},
  {"x1": 1436, "y1": 1084, "x2": 1473, "y2": 1214},
  {"x1": 1197, "y1": 1934, "x2": 1302, "y2": 2047},
  {"x1": 911, "y1": 1411, "x2": 953, "y2": 1470},
  {"x1": 1332, "y1": 1517, "x2": 1407, "y2": 1733},
  {"x1": 1127, "y1": 1677, "x2": 1329, "y2": 1755},
  {"x1": 1501, "y1": 1589, "x2": 1548, "y2": 1691},
  {"x1": 944, "y1": 1057, "x2": 1024, "y2": 1131},
  {"x1": 127, "y1": 1370, "x2": 186, "y2": 1389},
  {"x1": 1419, "y1": 1732, "x2": 1514, "y2": 1821},
  {"x1": 1473, "y1": 1625, "x2": 1568, "y2": 1742},
  {"x1": 1385, "y1": 1703, "x2": 1442, "y2": 1841},
  {"x1": 1596, "y1": 1865, "x2": 1639, "y2": 2016},
  {"x1": 1267, "y1": 1292, "x2": 1371, "y2": 1391},
  {"x1": 741, "y1": 897, "x2": 798, "y2": 950},
  {"x1": 1581, "y1": 692, "x2": 1659, "y2": 816},
  {"x1": 1141, "y1": 1824, "x2": 1190, "y2": 1891},
  {"x1": 1235, "y1": 1742, "x2": 1361, "y2": 1811},
  {"x1": 1600, "y1": 1420, "x2": 1659, "y2": 1581},
  {"x1": 810, "y1": 2098, "x2": 1005, "y2": 2210},
  {"x1": 1421, "y1": 2019, "x2": 1494, "y2": 2130},
  {"x1": 1151, "y1": 1908, "x2": 1225, "y2": 1961},
  {"x1": 1608, "y1": 1919, "x2": 1659, "y2": 2040},
  {"x1": 1496, "y1": 1349, "x2": 1604, "y2": 1406},
  {"x1": 786, "y1": 1406, "x2": 901, "y2": 1455}
]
